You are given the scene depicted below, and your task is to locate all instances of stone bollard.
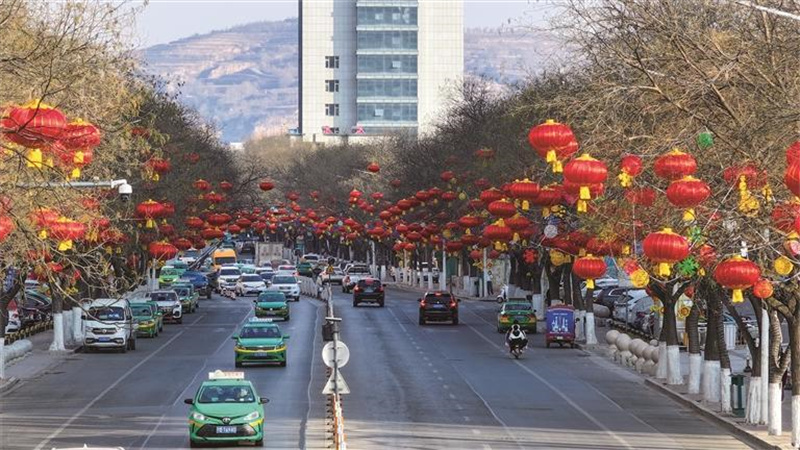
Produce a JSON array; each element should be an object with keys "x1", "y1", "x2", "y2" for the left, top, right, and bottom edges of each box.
[
  {"x1": 616, "y1": 334, "x2": 632, "y2": 366},
  {"x1": 631, "y1": 339, "x2": 647, "y2": 373},
  {"x1": 649, "y1": 345, "x2": 660, "y2": 376},
  {"x1": 629, "y1": 338, "x2": 643, "y2": 369},
  {"x1": 606, "y1": 330, "x2": 620, "y2": 360},
  {"x1": 643, "y1": 346, "x2": 657, "y2": 376}
]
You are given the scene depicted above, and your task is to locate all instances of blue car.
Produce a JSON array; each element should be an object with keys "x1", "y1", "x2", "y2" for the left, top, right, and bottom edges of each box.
[{"x1": 180, "y1": 271, "x2": 212, "y2": 299}]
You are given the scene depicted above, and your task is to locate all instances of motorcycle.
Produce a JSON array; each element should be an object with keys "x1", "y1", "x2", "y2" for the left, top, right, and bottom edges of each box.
[
  {"x1": 506, "y1": 333, "x2": 528, "y2": 359},
  {"x1": 496, "y1": 284, "x2": 509, "y2": 303}
]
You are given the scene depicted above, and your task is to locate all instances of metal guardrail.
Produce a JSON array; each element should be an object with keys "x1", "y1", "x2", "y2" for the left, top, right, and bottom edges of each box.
[{"x1": 5, "y1": 320, "x2": 53, "y2": 344}]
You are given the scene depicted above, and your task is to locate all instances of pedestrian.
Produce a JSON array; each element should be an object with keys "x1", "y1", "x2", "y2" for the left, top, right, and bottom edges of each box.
[
  {"x1": 487, "y1": 271, "x2": 494, "y2": 296},
  {"x1": 390, "y1": 266, "x2": 396, "y2": 282}
]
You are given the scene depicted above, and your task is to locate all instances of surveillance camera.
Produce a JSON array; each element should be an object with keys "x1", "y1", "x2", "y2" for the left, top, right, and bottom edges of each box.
[{"x1": 118, "y1": 182, "x2": 132, "y2": 202}]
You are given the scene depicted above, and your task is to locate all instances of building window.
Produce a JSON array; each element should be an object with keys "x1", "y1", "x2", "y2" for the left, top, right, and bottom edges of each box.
[
  {"x1": 325, "y1": 80, "x2": 340, "y2": 93},
  {"x1": 325, "y1": 56, "x2": 339, "y2": 69},
  {"x1": 358, "y1": 103, "x2": 417, "y2": 122},
  {"x1": 357, "y1": 31, "x2": 417, "y2": 51},
  {"x1": 358, "y1": 7, "x2": 417, "y2": 26},
  {"x1": 358, "y1": 55, "x2": 417, "y2": 73},
  {"x1": 358, "y1": 79, "x2": 418, "y2": 98},
  {"x1": 325, "y1": 104, "x2": 340, "y2": 116}
]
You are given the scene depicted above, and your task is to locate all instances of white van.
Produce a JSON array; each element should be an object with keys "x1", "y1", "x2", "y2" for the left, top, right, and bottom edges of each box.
[{"x1": 82, "y1": 298, "x2": 137, "y2": 353}]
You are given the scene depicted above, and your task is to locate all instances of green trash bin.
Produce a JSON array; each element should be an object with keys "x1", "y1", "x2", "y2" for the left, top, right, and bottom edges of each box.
[{"x1": 731, "y1": 374, "x2": 746, "y2": 417}]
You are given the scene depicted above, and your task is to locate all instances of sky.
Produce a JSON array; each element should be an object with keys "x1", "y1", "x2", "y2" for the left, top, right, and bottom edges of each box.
[{"x1": 134, "y1": 0, "x2": 543, "y2": 47}]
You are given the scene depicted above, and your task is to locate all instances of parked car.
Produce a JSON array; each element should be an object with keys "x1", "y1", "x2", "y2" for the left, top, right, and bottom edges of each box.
[
  {"x1": 129, "y1": 300, "x2": 162, "y2": 338},
  {"x1": 594, "y1": 287, "x2": 630, "y2": 311},
  {"x1": 612, "y1": 289, "x2": 649, "y2": 324},
  {"x1": 419, "y1": 291, "x2": 459, "y2": 325},
  {"x1": 297, "y1": 261, "x2": 314, "y2": 277},
  {"x1": 321, "y1": 268, "x2": 345, "y2": 285},
  {"x1": 216, "y1": 266, "x2": 242, "y2": 293},
  {"x1": 82, "y1": 298, "x2": 137, "y2": 353},
  {"x1": 173, "y1": 283, "x2": 199, "y2": 313},
  {"x1": 179, "y1": 271, "x2": 212, "y2": 299},
  {"x1": 353, "y1": 278, "x2": 384, "y2": 307},
  {"x1": 17, "y1": 290, "x2": 52, "y2": 328},
  {"x1": 4, "y1": 299, "x2": 20, "y2": 334}
]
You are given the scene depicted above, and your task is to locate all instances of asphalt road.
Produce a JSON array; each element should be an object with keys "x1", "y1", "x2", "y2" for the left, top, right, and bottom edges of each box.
[
  {"x1": 0, "y1": 285, "x2": 753, "y2": 449},
  {"x1": 0, "y1": 293, "x2": 327, "y2": 450}
]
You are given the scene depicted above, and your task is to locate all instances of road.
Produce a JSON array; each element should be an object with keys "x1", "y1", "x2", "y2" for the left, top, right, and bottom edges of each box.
[{"x1": 0, "y1": 285, "x2": 752, "y2": 449}]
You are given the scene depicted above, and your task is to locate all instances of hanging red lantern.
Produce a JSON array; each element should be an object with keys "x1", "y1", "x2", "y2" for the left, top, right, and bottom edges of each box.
[
  {"x1": 366, "y1": 162, "x2": 380, "y2": 173},
  {"x1": 785, "y1": 162, "x2": 800, "y2": 198},
  {"x1": 483, "y1": 220, "x2": 513, "y2": 242},
  {"x1": 665, "y1": 176, "x2": 711, "y2": 222},
  {"x1": 487, "y1": 199, "x2": 517, "y2": 218},
  {"x1": 563, "y1": 153, "x2": 608, "y2": 213},
  {"x1": 479, "y1": 188, "x2": 504, "y2": 205},
  {"x1": 445, "y1": 241, "x2": 464, "y2": 253},
  {"x1": 441, "y1": 191, "x2": 457, "y2": 202},
  {"x1": 390, "y1": 179, "x2": 402, "y2": 188},
  {"x1": 0, "y1": 101, "x2": 67, "y2": 148},
  {"x1": 396, "y1": 199, "x2": 412, "y2": 211},
  {"x1": 642, "y1": 228, "x2": 690, "y2": 277},
  {"x1": 714, "y1": 256, "x2": 761, "y2": 303},
  {"x1": 49, "y1": 218, "x2": 86, "y2": 251},
  {"x1": 572, "y1": 255, "x2": 607, "y2": 289},
  {"x1": 505, "y1": 215, "x2": 531, "y2": 231},
  {"x1": 207, "y1": 213, "x2": 231, "y2": 227},
  {"x1": 60, "y1": 119, "x2": 101, "y2": 150},
  {"x1": 158, "y1": 223, "x2": 176, "y2": 237},
  {"x1": 259, "y1": 180, "x2": 275, "y2": 191},
  {"x1": 508, "y1": 179, "x2": 540, "y2": 210},
  {"x1": 0, "y1": 216, "x2": 15, "y2": 242},
  {"x1": 403, "y1": 242, "x2": 416, "y2": 251},
  {"x1": 228, "y1": 224, "x2": 242, "y2": 234},
  {"x1": 220, "y1": 181, "x2": 233, "y2": 191},
  {"x1": 474, "y1": 178, "x2": 491, "y2": 190},
  {"x1": 415, "y1": 190, "x2": 431, "y2": 203},
  {"x1": 193, "y1": 179, "x2": 211, "y2": 191},
  {"x1": 618, "y1": 155, "x2": 643, "y2": 187},
  {"x1": 135, "y1": 200, "x2": 164, "y2": 228},
  {"x1": 146, "y1": 157, "x2": 172, "y2": 181},
  {"x1": 148, "y1": 241, "x2": 178, "y2": 261},
  {"x1": 458, "y1": 215, "x2": 483, "y2": 229},
  {"x1": 440, "y1": 171, "x2": 455, "y2": 183},
  {"x1": 654, "y1": 149, "x2": 697, "y2": 181},
  {"x1": 527, "y1": 119, "x2": 576, "y2": 173},
  {"x1": 236, "y1": 217, "x2": 252, "y2": 229},
  {"x1": 530, "y1": 184, "x2": 563, "y2": 217},
  {"x1": 469, "y1": 249, "x2": 482, "y2": 260},
  {"x1": 173, "y1": 238, "x2": 193, "y2": 251},
  {"x1": 185, "y1": 216, "x2": 205, "y2": 229},
  {"x1": 752, "y1": 278, "x2": 774, "y2": 300}
]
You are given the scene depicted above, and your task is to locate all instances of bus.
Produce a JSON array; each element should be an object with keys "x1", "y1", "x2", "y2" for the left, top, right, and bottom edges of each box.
[{"x1": 212, "y1": 248, "x2": 237, "y2": 271}]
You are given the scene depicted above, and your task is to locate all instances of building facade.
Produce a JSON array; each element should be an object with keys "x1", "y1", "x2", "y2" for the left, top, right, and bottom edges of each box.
[{"x1": 297, "y1": 0, "x2": 463, "y2": 144}]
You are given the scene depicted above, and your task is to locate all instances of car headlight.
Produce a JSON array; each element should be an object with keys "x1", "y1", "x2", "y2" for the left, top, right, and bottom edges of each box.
[
  {"x1": 191, "y1": 412, "x2": 206, "y2": 421},
  {"x1": 242, "y1": 411, "x2": 260, "y2": 421}
]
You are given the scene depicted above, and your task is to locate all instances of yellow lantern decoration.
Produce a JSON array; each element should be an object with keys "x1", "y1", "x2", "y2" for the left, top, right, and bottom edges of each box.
[
  {"x1": 630, "y1": 268, "x2": 650, "y2": 288},
  {"x1": 26, "y1": 148, "x2": 43, "y2": 169},
  {"x1": 549, "y1": 249, "x2": 570, "y2": 266},
  {"x1": 774, "y1": 255, "x2": 794, "y2": 276}
]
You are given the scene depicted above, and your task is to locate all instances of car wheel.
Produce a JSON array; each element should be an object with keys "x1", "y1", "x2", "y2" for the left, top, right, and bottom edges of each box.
[
  {"x1": 497, "y1": 326, "x2": 503, "y2": 333},
  {"x1": 120, "y1": 344, "x2": 127, "y2": 354},
  {"x1": 177, "y1": 317, "x2": 183, "y2": 324},
  {"x1": 379, "y1": 300, "x2": 385, "y2": 307},
  {"x1": 130, "y1": 338, "x2": 136, "y2": 351},
  {"x1": 235, "y1": 361, "x2": 242, "y2": 368},
  {"x1": 546, "y1": 341, "x2": 551, "y2": 348},
  {"x1": 285, "y1": 315, "x2": 290, "y2": 322},
  {"x1": 255, "y1": 438, "x2": 264, "y2": 447},
  {"x1": 418, "y1": 315, "x2": 426, "y2": 325},
  {"x1": 189, "y1": 439, "x2": 201, "y2": 448},
  {"x1": 206, "y1": 292, "x2": 212, "y2": 299},
  {"x1": 159, "y1": 324, "x2": 163, "y2": 332},
  {"x1": 353, "y1": 300, "x2": 358, "y2": 307},
  {"x1": 280, "y1": 360, "x2": 287, "y2": 367},
  {"x1": 452, "y1": 315, "x2": 459, "y2": 325}
]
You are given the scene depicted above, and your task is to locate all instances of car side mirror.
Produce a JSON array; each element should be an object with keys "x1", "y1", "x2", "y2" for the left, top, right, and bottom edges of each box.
[
  {"x1": 184, "y1": 398, "x2": 194, "y2": 405},
  {"x1": 283, "y1": 335, "x2": 290, "y2": 339},
  {"x1": 231, "y1": 335, "x2": 238, "y2": 340},
  {"x1": 260, "y1": 397, "x2": 270, "y2": 404}
]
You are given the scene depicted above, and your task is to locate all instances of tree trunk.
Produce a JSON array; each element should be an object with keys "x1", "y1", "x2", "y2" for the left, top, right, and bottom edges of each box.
[
  {"x1": 49, "y1": 279, "x2": 66, "y2": 352},
  {"x1": 718, "y1": 301, "x2": 732, "y2": 414},
  {"x1": 584, "y1": 287, "x2": 597, "y2": 345},
  {"x1": 703, "y1": 300, "x2": 721, "y2": 403},
  {"x1": 790, "y1": 314, "x2": 800, "y2": 447},
  {"x1": 687, "y1": 301, "x2": 702, "y2": 394},
  {"x1": 661, "y1": 294, "x2": 682, "y2": 385},
  {"x1": 768, "y1": 309, "x2": 785, "y2": 436}
]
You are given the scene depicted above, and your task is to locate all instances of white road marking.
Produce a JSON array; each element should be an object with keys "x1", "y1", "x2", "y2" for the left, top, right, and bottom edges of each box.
[
  {"x1": 35, "y1": 314, "x2": 206, "y2": 450},
  {"x1": 443, "y1": 384, "x2": 450, "y2": 390},
  {"x1": 449, "y1": 393, "x2": 456, "y2": 399},
  {"x1": 303, "y1": 302, "x2": 324, "y2": 450},
  {"x1": 483, "y1": 445, "x2": 492, "y2": 450},
  {"x1": 463, "y1": 309, "x2": 635, "y2": 450},
  {"x1": 437, "y1": 376, "x2": 443, "y2": 381},
  {"x1": 463, "y1": 415, "x2": 470, "y2": 421},
  {"x1": 472, "y1": 429, "x2": 481, "y2": 435}
]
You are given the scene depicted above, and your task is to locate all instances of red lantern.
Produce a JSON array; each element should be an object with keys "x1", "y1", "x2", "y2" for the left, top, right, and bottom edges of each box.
[
  {"x1": 228, "y1": 224, "x2": 242, "y2": 234},
  {"x1": 60, "y1": 119, "x2": 101, "y2": 150},
  {"x1": 642, "y1": 228, "x2": 690, "y2": 277},
  {"x1": 185, "y1": 216, "x2": 205, "y2": 229},
  {"x1": 625, "y1": 187, "x2": 656, "y2": 207},
  {"x1": 440, "y1": 171, "x2": 455, "y2": 183},
  {"x1": 527, "y1": 119, "x2": 576, "y2": 173},
  {"x1": 474, "y1": 178, "x2": 491, "y2": 190},
  {"x1": 149, "y1": 241, "x2": 178, "y2": 261},
  {"x1": 573, "y1": 255, "x2": 607, "y2": 289},
  {"x1": 1, "y1": 101, "x2": 67, "y2": 148},
  {"x1": 772, "y1": 201, "x2": 800, "y2": 234},
  {"x1": 665, "y1": 176, "x2": 711, "y2": 221},
  {"x1": 752, "y1": 278, "x2": 774, "y2": 300},
  {"x1": 396, "y1": 199, "x2": 412, "y2": 211},
  {"x1": 415, "y1": 190, "x2": 431, "y2": 203},
  {"x1": 403, "y1": 242, "x2": 416, "y2": 251},
  {"x1": 173, "y1": 238, "x2": 193, "y2": 251},
  {"x1": 483, "y1": 221, "x2": 513, "y2": 242},
  {"x1": 787, "y1": 141, "x2": 800, "y2": 165},
  {"x1": 49, "y1": 218, "x2": 86, "y2": 251},
  {"x1": 618, "y1": 155, "x2": 643, "y2": 187},
  {"x1": 785, "y1": 162, "x2": 800, "y2": 198},
  {"x1": 0, "y1": 216, "x2": 14, "y2": 242},
  {"x1": 479, "y1": 188, "x2": 504, "y2": 205},
  {"x1": 366, "y1": 162, "x2": 380, "y2": 173},
  {"x1": 220, "y1": 181, "x2": 233, "y2": 191},
  {"x1": 458, "y1": 215, "x2": 483, "y2": 229},
  {"x1": 441, "y1": 191, "x2": 457, "y2": 202},
  {"x1": 390, "y1": 179, "x2": 402, "y2": 188},
  {"x1": 714, "y1": 256, "x2": 761, "y2": 303},
  {"x1": 508, "y1": 179, "x2": 540, "y2": 210},
  {"x1": 563, "y1": 153, "x2": 608, "y2": 212},
  {"x1": 469, "y1": 249, "x2": 482, "y2": 260},
  {"x1": 193, "y1": 179, "x2": 211, "y2": 191},
  {"x1": 505, "y1": 215, "x2": 531, "y2": 231},
  {"x1": 236, "y1": 217, "x2": 252, "y2": 229},
  {"x1": 259, "y1": 180, "x2": 275, "y2": 191},
  {"x1": 654, "y1": 149, "x2": 696, "y2": 181},
  {"x1": 158, "y1": 223, "x2": 176, "y2": 237},
  {"x1": 445, "y1": 241, "x2": 464, "y2": 253},
  {"x1": 207, "y1": 213, "x2": 231, "y2": 227},
  {"x1": 487, "y1": 199, "x2": 517, "y2": 218},
  {"x1": 135, "y1": 200, "x2": 164, "y2": 228}
]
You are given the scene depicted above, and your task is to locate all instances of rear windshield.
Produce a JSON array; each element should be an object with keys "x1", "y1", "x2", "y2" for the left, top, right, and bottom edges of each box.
[
  {"x1": 348, "y1": 267, "x2": 369, "y2": 274},
  {"x1": 504, "y1": 303, "x2": 532, "y2": 311},
  {"x1": 149, "y1": 292, "x2": 178, "y2": 302},
  {"x1": 220, "y1": 268, "x2": 241, "y2": 277},
  {"x1": 242, "y1": 275, "x2": 262, "y2": 282},
  {"x1": 161, "y1": 268, "x2": 179, "y2": 276},
  {"x1": 273, "y1": 276, "x2": 296, "y2": 284},
  {"x1": 425, "y1": 293, "x2": 452, "y2": 303},
  {"x1": 215, "y1": 256, "x2": 236, "y2": 265},
  {"x1": 357, "y1": 279, "x2": 381, "y2": 287},
  {"x1": 258, "y1": 292, "x2": 286, "y2": 301},
  {"x1": 131, "y1": 305, "x2": 153, "y2": 316},
  {"x1": 175, "y1": 287, "x2": 190, "y2": 296}
]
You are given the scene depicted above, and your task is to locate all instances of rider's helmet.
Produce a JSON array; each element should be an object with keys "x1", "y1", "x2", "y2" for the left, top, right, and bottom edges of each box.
[{"x1": 511, "y1": 324, "x2": 520, "y2": 332}]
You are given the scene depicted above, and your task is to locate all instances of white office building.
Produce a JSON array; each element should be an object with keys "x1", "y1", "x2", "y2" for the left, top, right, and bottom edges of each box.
[{"x1": 296, "y1": 0, "x2": 464, "y2": 144}]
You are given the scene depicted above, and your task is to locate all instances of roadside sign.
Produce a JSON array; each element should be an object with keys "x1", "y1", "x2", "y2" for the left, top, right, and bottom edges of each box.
[
  {"x1": 322, "y1": 369, "x2": 350, "y2": 395},
  {"x1": 321, "y1": 341, "x2": 350, "y2": 368}
]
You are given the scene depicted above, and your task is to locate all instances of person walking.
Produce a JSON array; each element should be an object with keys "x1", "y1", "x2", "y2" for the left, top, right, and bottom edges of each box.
[{"x1": 487, "y1": 270, "x2": 494, "y2": 296}]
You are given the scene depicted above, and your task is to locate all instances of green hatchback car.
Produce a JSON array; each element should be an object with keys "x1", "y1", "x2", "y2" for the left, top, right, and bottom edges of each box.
[
  {"x1": 497, "y1": 301, "x2": 538, "y2": 333},
  {"x1": 158, "y1": 266, "x2": 183, "y2": 287},
  {"x1": 129, "y1": 300, "x2": 163, "y2": 338},
  {"x1": 253, "y1": 291, "x2": 289, "y2": 321},
  {"x1": 296, "y1": 262, "x2": 314, "y2": 277},
  {"x1": 233, "y1": 319, "x2": 289, "y2": 367},
  {"x1": 185, "y1": 370, "x2": 269, "y2": 447},
  {"x1": 174, "y1": 283, "x2": 199, "y2": 314}
]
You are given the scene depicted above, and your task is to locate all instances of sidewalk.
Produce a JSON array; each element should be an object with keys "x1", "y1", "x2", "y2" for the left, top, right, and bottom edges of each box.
[
  {"x1": 583, "y1": 321, "x2": 792, "y2": 449},
  {"x1": 0, "y1": 330, "x2": 77, "y2": 393}
]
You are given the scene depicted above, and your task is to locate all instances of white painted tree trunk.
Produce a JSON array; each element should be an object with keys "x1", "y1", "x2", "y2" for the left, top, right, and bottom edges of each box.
[
  {"x1": 656, "y1": 341, "x2": 668, "y2": 380},
  {"x1": 703, "y1": 360, "x2": 721, "y2": 402},
  {"x1": 585, "y1": 312, "x2": 597, "y2": 345},
  {"x1": 746, "y1": 376, "x2": 763, "y2": 424},
  {"x1": 427, "y1": 272, "x2": 433, "y2": 291},
  {"x1": 0, "y1": 337, "x2": 5, "y2": 380},
  {"x1": 667, "y1": 345, "x2": 682, "y2": 385},
  {"x1": 688, "y1": 353, "x2": 703, "y2": 394},
  {"x1": 792, "y1": 395, "x2": 800, "y2": 448},
  {"x1": 769, "y1": 382, "x2": 782, "y2": 435},
  {"x1": 72, "y1": 306, "x2": 83, "y2": 344},
  {"x1": 62, "y1": 309, "x2": 73, "y2": 347},
  {"x1": 575, "y1": 310, "x2": 585, "y2": 341},
  {"x1": 720, "y1": 368, "x2": 732, "y2": 413},
  {"x1": 49, "y1": 312, "x2": 66, "y2": 352}
]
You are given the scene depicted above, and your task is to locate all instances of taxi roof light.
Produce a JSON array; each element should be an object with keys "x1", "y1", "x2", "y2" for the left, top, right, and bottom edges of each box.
[
  {"x1": 249, "y1": 317, "x2": 274, "y2": 322},
  {"x1": 208, "y1": 370, "x2": 245, "y2": 380}
]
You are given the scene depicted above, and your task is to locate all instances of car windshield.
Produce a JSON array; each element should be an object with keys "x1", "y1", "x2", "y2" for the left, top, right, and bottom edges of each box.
[
  {"x1": 175, "y1": 287, "x2": 190, "y2": 296},
  {"x1": 272, "y1": 276, "x2": 296, "y2": 284},
  {"x1": 131, "y1": 305, "x2": 153, "y2": 317},
  {"x1": 504, "y1": 303, "x2": 532, "y2": 312},
  {"x1": 161, "y1": 268, "x2": 179, "y2": 276},
  {"x1": 348, "y1": 267, "x2": 369, "y2": 274},
  {"x1": 215, "y1": 256, "x2": 236, "y2": 265},
  {"x1": 242, "y1": 275, "x2": 262, "y2": 282},
  {"x1": 183, "y1": 272, "x2": 204, "y2": 280},
  {"x1": 259, "y1": 273, "x2": 274, "y2": 281},
  {"x1": 240, "y1": 326, "x2": 282, "y2": 338},
  {"x1": 278, "y1": 266, "x2": 294, "y2": 271},
  {"x1": 358, "y1": 279, "x2": 380, "y2": 287},
  {"x1": 258, "y1": 292, "x2": 285, "y2": 302},
  {"x1": 425, "y1": 293, "x2": 452, "y2": 303},
  {"x1": 220, "y1": 269, "x2": 241, "y2": 277},
  {"x1": 197, "y1": 384, "x2": 255, "y2": 403},
  {"x1": 149, "y1": 292, "x2": 178, "y2": 302},
  {"x1": 88, "y1": 306, "x2": 125, "y2": 321}
]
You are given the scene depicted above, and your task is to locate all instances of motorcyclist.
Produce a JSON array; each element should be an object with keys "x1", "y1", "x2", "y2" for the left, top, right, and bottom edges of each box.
[{"x1": 506, "y1": 324, "x2": 528, "y2": 352}]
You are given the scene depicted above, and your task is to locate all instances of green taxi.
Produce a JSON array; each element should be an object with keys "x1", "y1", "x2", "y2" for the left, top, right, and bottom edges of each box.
[
  {"x1": 497, "y1": 300, "x2": 538, "y2": 333},
  {"x1": 233, "y1": 318, "x2": 289, "y2": 367},
  {"x1": 159, "y1": 265, "x2": 183, "y2": 287},
  {"x1": 184, "y1": 370, "x2": 269, "y2": 447},
  {"x1": 253, "y1": 291, "x2": 289, "y2": 321},
  {"x1": 296, "y1": 261, "x2": 314, "y2": 277},
  {"x1": 174, "y1": 283, "x2": 199, "y2": 314},
  {"x1": 129, "y1": 300, "x2": 163, "y2": 338}
]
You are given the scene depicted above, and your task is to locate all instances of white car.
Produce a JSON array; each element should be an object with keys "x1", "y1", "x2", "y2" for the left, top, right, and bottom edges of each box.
[
  {"x1": 321, "y1": 268, "x2": 345, "y2": 285},
  {"x1": 82, "y1": 298, "x2": 137, "y2": 353},
  {"x1": 235, "y1": 274, "x2": 268, "y2": 296},
  {"x1": 268, "y1": 275, "x2": 300, "y2": 301},
  {"x1": 148, "y1": 290, "x2": 183, "y2": 324},
  {"x1": 178, "y1": 249, "x2": 199, "y2": 265},
  {"x1": 342, "y1": 265, "x2": 371, "y2": 293},
  {"x1": 217, "y1": 266, "x2": 242, "y2": 292},
  {"x1": 302, "y1": 253, "x2": 321, "y2": 263},
  {"x1": 612, "y1": 289, "x2": 649, "y2": 324},
  {"x1": 255, "y1": 266, "x2": 274, "y2": 276}
]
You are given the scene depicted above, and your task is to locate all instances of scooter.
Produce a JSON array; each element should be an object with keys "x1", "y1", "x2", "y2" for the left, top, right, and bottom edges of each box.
[{"x1": 496, "y1": 284, "x2": 509, "y2": 303}]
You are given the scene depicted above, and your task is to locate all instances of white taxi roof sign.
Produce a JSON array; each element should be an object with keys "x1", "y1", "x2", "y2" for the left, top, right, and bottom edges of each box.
[
  {"x1": 208, "y1": 370, "x2": 245, "y2": 380},
  {"x1": 249, "y1": 317, "x2": 273, "y2": 323}
]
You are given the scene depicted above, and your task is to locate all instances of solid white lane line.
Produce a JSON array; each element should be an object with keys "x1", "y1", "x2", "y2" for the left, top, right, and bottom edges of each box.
[
  {"x1": 463, "y1": 309, "x2": 635, "y2": 450},
  {"x1": 473, "y1": 429, "x2": 481, "y2": 435},
  {"x1": 303, "y1": 301, "x2": 323, "y2": 450},
  {"x1": 449, "y1": 393, "x2": 456, "y2": 399},
  {"x1": 34, "y1": 314, "x2": 206, "y2": 450}
]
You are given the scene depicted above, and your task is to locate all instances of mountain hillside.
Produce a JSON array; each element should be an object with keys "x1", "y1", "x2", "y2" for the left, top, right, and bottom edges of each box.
[{"x1": 141, "y1": 18, "x2": 557, "y2": 142}]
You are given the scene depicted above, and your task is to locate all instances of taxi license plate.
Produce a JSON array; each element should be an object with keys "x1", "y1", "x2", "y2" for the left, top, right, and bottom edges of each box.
[
  {"x1": 216, "y1": 426, "x2": 237, "y2": 434},
  {"x1": 555, "y1": 336, "x2": 563, "y2": 340},
  {"x1": 432, "y1": 304, "x2": 445, "y2": 309},
  {"x1": 254, "y1": 352, "x2": 269, "y2": 357},
  {"x1": 98, "y1": 337, "x2": 111, "y2": 342}
]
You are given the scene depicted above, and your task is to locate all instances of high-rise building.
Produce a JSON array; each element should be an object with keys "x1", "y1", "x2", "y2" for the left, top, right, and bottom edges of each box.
[{"x1": 296, "y1": 0, "x2": 464, "y2": 144}]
